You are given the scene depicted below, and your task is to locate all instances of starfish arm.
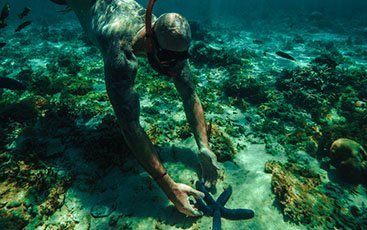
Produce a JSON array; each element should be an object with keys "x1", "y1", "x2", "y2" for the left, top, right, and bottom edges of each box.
[
  {"x1": 216, "y1": 185, "x2": 232, "y2": 206},
  {"x1": 196, "y1": 198, "x2": 214, "y2": 216},
  {"x1": 220, "y1": 207, "x2": 255, "y2": 220},
  {"x1": 195, "y1": 181, "x2": 216, "y2": 204},
  {"x1": 213, "y1": 208, "x2": 222, "y2": 230}
]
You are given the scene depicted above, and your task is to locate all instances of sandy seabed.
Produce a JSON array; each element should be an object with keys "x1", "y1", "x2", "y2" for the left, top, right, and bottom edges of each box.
[{"x1": 1, "y1": 13, "x2": 367, "y2": 229}]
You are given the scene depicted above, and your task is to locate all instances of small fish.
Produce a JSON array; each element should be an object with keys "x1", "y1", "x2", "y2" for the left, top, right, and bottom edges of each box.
[
  {"x1": 18, "y1": 7, "x2": 31, "y2": 19},
  {"x1": 0, "y1": 3, "x2": 10, "y2": 20},
  {"x1": 15, "y1": 20, "x2": 31, "y2": 32},
  {"x1": 253, "y1": 39, "x2": 265, "y2": 45},
  {"x1": 0, "y1": 3, "x2": 10, "y2": 29},
  {"x1": 0, "y1": 20, "x2": 7, "y2": 29},
  {"x1": 0, "y1": 77, "x2": 26, "y2": 90},
  {"x1": 56, "y1": 6, "x2": 73, "y2": 13},
  {"x1": 0, "y1": 42, "x2": 6, "y2": 48},
  {"x1": 275, "y1": 51, "x2": 296, "y2": 61},
  {"x1": 50, "y1": 0, "x2": 68, "y2": 5}
]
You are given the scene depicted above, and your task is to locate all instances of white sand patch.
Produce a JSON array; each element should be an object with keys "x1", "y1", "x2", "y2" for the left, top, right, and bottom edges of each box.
[{"x1": 42, "y1": 138, "x2": 305, "y2": 229}]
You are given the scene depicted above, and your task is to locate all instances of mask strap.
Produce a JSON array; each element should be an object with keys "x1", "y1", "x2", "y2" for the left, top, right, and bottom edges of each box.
[{"x1": 145, "y1": 0, "x2": 177, "y2": 77}]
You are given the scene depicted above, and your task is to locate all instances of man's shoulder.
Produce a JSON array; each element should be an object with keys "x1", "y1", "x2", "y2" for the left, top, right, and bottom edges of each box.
[{"x1": 92, "y1": 0, "x2": 146, "y2": 38}]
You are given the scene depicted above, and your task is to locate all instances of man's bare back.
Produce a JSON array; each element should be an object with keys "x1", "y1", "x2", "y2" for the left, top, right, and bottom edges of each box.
[{"x1": 67, "y1": 0, "x2": 150, "y2": 54}]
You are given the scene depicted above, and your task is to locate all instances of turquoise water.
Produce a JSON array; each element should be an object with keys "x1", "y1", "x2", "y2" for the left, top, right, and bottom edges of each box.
[{"x1": 1, "y1": 0, "x2": 366, "y2": 229}]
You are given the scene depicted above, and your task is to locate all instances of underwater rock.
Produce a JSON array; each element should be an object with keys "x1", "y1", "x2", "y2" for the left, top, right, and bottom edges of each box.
[
  {"x1": 329, "y1": 138, "x2": 367, "y2": 184},
  {"x1": 90, "y1": 198, "x2": 117, "y2": 218},
  {"x1": 265, "y1": 160, "x2": 335, "y2": 227}
]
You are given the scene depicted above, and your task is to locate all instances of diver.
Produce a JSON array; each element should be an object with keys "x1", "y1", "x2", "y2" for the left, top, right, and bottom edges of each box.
[{"x1": 50, "y1": 0, "x2": 221, "y2": 216}]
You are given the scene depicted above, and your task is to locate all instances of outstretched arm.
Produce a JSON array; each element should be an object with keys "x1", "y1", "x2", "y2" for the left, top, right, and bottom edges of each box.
[
  {"x1": 172, "y1": 61, "x2": 221, "y2": 187},
  {"x1": 104, "y1": 41, "x2": 203, "y2": 216}
]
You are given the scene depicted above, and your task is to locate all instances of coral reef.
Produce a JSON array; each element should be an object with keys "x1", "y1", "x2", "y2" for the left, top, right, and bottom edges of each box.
[
  {"x1": 265, "y1": 160, "x2": 334, "y2": 227},
  {"x1": 1, "y1": 10, "x2": 367, "y2": 229},
  {"x1": 265, "y1": 160, "x2": 367, "y2": 228},
  {"x1": 224, "y1": 74, "x2": 270, "y2": 105},
  {"x1": 0, "y1": 156, "x2": 72, "y2": 228},
  {"x1": 329, "y1": 138, "x2": 367, "y2": 184}
]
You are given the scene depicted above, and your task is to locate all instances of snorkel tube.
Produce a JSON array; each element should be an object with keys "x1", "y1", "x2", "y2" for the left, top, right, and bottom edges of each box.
[{"x1": 145, "y1": 0, "x2": 177, "y2": 77}]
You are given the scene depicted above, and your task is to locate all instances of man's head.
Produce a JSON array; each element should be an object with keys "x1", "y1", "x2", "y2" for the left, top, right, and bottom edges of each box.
[
  {"x1": 145, "y1": 12, "x2": 191, "y2": 77},
  {"x1": 153, "y1": 13, "x2": 191, "y2": 52}
]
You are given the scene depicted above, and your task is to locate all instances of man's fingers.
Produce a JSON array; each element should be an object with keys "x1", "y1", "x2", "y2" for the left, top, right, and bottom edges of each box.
[
  {"x1": 190, "y1": 208, "x2": 203, "y2": 217},
  {"x1": 187, "y1": 188, "x2": 204, "y2": 199},
  {"x1": 184, "y1": 204, "x2": 203, "y2": 217},
  {"x1": 179, "y1": 184, "x2": 205, "y2": 199},
  {"x1": 179, "y1": 199, "x2": 203, "y2": 217},
  {"x1": 204, "y1": 179, "x2": 213, "y2": 189},
  {"x1": 202, "y1": 175, "x2": 217, "y2": 189}
]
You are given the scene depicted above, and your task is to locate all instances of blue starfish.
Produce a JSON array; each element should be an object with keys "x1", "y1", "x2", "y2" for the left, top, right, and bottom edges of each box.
[{"x1": 195, "y1": 181, "x2": 255, "y2": 230}]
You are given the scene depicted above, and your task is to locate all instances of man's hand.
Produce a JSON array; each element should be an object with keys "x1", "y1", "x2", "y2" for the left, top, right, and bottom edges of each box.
[
  {"x1": 170, "y1": 183, "x2": 204, "y2": 217},
  {"x1": 198, "y1": 148, "x2": 222, "y2": 188},
  {"x1": 156, "y1": 174, "x2": 205, "y2": 217}
]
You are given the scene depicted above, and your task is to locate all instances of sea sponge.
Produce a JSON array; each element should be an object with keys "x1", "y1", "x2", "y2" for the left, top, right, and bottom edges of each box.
[{"x1": 329, "y1": 138, "x2": 367, "y2": 183}]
